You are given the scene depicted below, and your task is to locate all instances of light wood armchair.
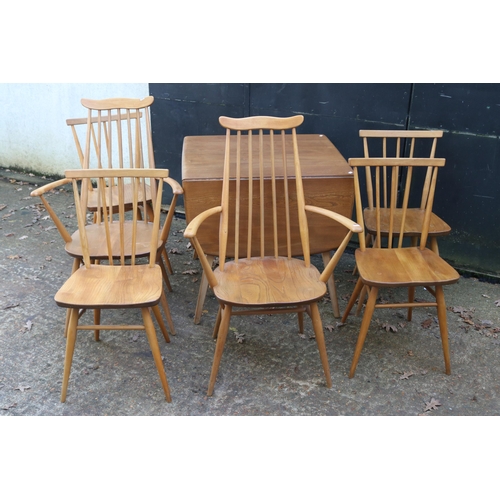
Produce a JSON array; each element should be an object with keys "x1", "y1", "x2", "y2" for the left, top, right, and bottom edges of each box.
[
  {"x1": 184, "y1": 115, "x2": 362, "y2": 396},
  {"x1": 55, "y1": 168, "x2": 174, "y2": 402}
]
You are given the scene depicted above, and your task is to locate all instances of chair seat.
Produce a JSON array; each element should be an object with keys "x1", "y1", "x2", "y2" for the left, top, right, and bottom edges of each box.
[
  {"x1": 356, "y1": 246, "x2": 460, "y2": 287},
  {"x1": 86, "y1": 183, "x2": 152, "y2": 212},
  {"x1": 65, "y1": 221, "x2": 163, "y2": 260},
  {"x1": 55, "y1": 264, "x2": 163, "y2": 309},
  {"x1": 213, "y1": 256, "x2": 327, "y2": 307},
  {"x1": 364, "y1": 208, "x2": 451, "y2": 237}
]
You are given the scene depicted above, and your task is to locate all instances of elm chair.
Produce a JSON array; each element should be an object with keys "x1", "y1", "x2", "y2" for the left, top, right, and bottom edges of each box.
[
  {"x1": 342, "y1": 157, "x2": 460, "y2": 378},
  {"x1": 184, "y1": 115, "x2": 362, "y2": 396},
  {"x1": 55, "y1": 168, "x2": 173, "y2": 402}
]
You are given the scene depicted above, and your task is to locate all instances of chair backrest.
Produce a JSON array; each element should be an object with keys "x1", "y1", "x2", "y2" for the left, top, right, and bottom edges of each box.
[
  {"x1": 65, "y1": 168, "x2": 170, "y2": 268},
  {"x1": 79, "y1": 96, "x2": 154, "y2": 171},
  {"x1": 359, "y1": 130, "x2": 443, "y2": 211},
  {"x1": 66, "y1": 110, "x2": 143, "y2": 169},
  {"x1": 349, "y1": 157, "x2": 446, "y2": 250},
  {"x1": 217, "y1": 115, "x2": 309, "y2": 270}
]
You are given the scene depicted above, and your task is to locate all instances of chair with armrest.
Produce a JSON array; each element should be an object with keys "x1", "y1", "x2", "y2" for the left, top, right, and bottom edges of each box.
[
  {"x1": 184, "y1": 115, "x2": 362, "y2": 396},
  {"x1": 342, "y1": 157, "x2": 460, "y2": 378},
  {"x1": 55, "y1": 168, "x2": 173, "y2": 402}
]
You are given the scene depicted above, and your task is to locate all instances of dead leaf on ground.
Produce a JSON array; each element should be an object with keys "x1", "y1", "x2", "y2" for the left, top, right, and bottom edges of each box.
[
  {"x1": 2, "y1": 403, "x2": 17, "y2": 411},
  {"x1": 324, "y1": 324, "x2": 335, "y2": 332},
  {"x1": 424, "y1": 398, "x2": 442, "y2": 412},
  {"x1": 22, "y1": 320, "x2": 33, "y2": 332},
  {"x1": 7, "y1": 255, "x2": 21, "y2": 259},
  {"x1": 19, "y1": 235, "x2": 28, "y2": 240},
  {"x1": 182, "y1": 269, "x2": 199, "y2": 275},
  {"x1": 0, "y1": 204, "x2": 6, "y2": 211},
  {"x1": 400, "y1": 371, "x2": 415, "y2": 380},
  {"x1": 15, "y1": 384, "x2": 31, "y2": 392},
  {"x1": 382, "y1": 323, "x2": 397, "y2": 332},
  {"x1": 495, "y1": 300, "x2": 500, "y2": 307},
  {"x1": 421, "y1": 318, "x2": 433, "y2": 329},
  {"x1": 169, "y1": 248, "x2": 182, "y2": 254}
]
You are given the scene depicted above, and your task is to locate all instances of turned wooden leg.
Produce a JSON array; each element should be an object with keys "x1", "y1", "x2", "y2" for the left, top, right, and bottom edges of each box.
[
  {"x1": 152, "y1": 305, "x2": 170, "y2": 343},
  {"x1": 61, "y1": 308, "x2": 79, "y2": 402},
  {"x1": 212, "y1": 305, "x2": 222, "y2": 339},
  {"x1": 435, "y1": 285, "x2": 451, "y2": 375},
  {"x1": 310, "y1": 302, "x2": 332, "y2": 388},
  {"x1": 157, "y1": 291, "x2": 175, "y2": 337},
  {"x1": 342, "y1": 277, "x2": 364, "y2": 323},
  {"x1": 349, "y1": 286, "x2": 379, "y2": 378},
  {"x1": 208, "y1": 304, "x2": 232, "y2": 396},
  {"x1": 94, "y1": 309, "x2": 101, "y2": 341},
  {"x1": 407, "y1": 286, "x2": 415, "y2": 321},
  {"x1": 142, "y1": 308, "x2": 171, "y2": 402}
]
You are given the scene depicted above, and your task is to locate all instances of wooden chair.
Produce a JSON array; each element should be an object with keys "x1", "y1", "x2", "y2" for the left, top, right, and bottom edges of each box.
[
  {"x1": 341, "y1": 157, "x2": 460, "y2": 378},
  {"x1": 184, "y1": 115, "x2": 362, "y2": 396},
  {"x1": 30, "y1": 174, "x2": 181, "y2": 299},
  {"x1": 67, "y1": 96, "x2": 175, "y2": 275},
  {"x1": 359, "y1": 130, "x2": 451, "y2": 255},
  {"x1": 55, "y1": 168, "x2": 173, "y2": 402}
]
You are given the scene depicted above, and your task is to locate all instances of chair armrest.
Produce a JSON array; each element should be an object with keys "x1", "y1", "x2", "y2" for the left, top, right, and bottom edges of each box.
[
  {"x1": 184, "y1": 206, "x2": 222, "y2": 239},
  {"x1": 30, "y1": 178, "x2": 72, "y2": 197},
  {"x1": 165, "y1": 177, "x2": 184, "y2": 196},
  {"x1": 30, "y1": 178, "x2": 73, "y2": 243},
  {"x1": 305, "y1": 205, "x2": 362, "y2": 284},
  {"x1": 305, "y1": 205, "x2": 363, "y2": 233},
  {"x1": 183, "y1": 206, "x2": 222, "y2": 289}
]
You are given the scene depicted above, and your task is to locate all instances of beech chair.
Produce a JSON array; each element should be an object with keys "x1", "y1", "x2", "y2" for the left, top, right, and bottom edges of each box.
[
  {"x1": 184, "y1": 115, "x2": 362, "y2": 396},
  {"x1": 55, "y1": 168, "x2": 173, "y2": 402},
  {"x1": 342, "y1": 157, "x2": 460, "y2": 378},
  {"x1": 359, "y1": 130, "x2": 451, "y2": 255}
]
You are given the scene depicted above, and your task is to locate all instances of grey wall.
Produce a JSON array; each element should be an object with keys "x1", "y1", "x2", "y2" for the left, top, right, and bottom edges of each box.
[{"x1": 150, "y1": 83, "x2": 500, "y2": 278}]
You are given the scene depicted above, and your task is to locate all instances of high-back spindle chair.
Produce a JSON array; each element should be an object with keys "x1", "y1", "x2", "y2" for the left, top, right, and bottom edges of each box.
[
  {"x1": 184, "y1": 115, "x2": 362, "y2": 396},
  {"x1": 342, "y1": 157, "x2": 459, "y2": 378},
  {"x1": 54, "y1": 168, "x2": 174, "y2": 402}
]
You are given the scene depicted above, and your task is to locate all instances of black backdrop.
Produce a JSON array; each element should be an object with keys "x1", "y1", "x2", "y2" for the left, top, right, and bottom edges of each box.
[{"x1": 149, "y1": 83, "x2": 500, "y2": 277}]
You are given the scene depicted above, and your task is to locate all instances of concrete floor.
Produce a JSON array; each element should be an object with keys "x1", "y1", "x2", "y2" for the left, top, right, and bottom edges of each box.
[{"x1": 2, "y1": 167, "x2": 500, "y2": 416}]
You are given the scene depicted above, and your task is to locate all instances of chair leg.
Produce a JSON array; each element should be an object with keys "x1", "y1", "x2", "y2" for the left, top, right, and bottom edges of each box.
[
  {"x1": 309, "y1": 302, "x2": 332, "y2": 388},
  {"x1": 297, "y1": 311, "x2": 304, "y2": 334},
  {"x1": 61, "y1": 308, "x2": 79, "y2": 402},
  {"x1": 407, "y1": 286, "x2": 415, "y2": 321},
  {"x1": 141, "y1": 308, "x2": 172, "y2": 402},
  {"x1": 94, "y1": 309, "x2": 101, "y2": 341},
  {"x1": 158, "y1": 255, "x2": 173, "y2": 292},
  {"x1": 212, "y1": 306, "x2": 222, "y2": 339},
  {"x1": 162, "y1": 248, "x2": 173, "y2": 275},
  {"x1": 194, "y1": 255, "x2": 214, "y2": 324},
  {"x1": 160, "y1": 291, "x2": 176, "y2": 336},
  {"x1": 355, "y1": 285, "x2": 368, "y2": 316},
  {"x1": 64, "y1": 258, "x2": 82, "y2": 338},
  {"x1": 342, "y1": 277, "x2": 364, "y2": 323},
  {"x1": 322, "y1": 251, "x2": 340, "y2": 318},
  {"x1": 152, "y1": 305, "x2": 170, "y2": 343},
  {"x1": 430, "y1": 237, "x2": 439, "y2": 255},
  {"x1": 435, "y1": 285, "x2": 451, "y2": 375},
  {"x1": 349, "y1": 286, "x2": 379, "y2": 378},
  {"x1": 208, "y1": 304, "x2": 232, "y2": 396}
]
